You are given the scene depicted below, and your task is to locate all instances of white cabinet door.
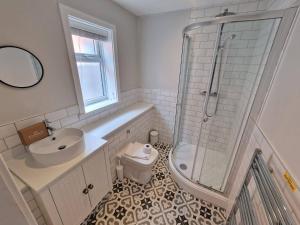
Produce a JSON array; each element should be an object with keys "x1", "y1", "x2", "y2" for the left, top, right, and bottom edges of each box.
[
  {"x1": 82, "y1": 149, "x2": 110, "y2": 207},
  {"x1": 50, "y1": 166, "x2": 91, "y2": 225}
]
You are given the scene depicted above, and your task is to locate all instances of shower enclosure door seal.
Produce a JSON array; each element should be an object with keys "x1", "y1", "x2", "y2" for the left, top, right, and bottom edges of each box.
[{"x1": 173, "y1": 34, "x2": 191, "y2": 148}]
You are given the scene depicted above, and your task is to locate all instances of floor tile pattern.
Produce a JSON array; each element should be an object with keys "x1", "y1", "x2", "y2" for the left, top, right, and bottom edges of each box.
[{"x1": 81, "y1": 143, "x2": 226, "y2": 225}]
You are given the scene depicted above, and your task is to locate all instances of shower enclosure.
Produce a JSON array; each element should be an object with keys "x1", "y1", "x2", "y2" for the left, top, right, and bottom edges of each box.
[{"x1": 171, "y1": 8, "x2": 297, "y2": 192}]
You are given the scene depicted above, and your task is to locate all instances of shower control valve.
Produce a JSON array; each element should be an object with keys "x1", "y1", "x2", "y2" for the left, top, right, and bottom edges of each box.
[{"x1": 203, "y1": 117, "x2": 209, "y2": 122}]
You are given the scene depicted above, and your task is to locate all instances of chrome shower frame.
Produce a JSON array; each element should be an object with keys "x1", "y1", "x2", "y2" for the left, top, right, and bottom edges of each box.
[{"x1": 172, "y1": 6, "x2": 298, "y2": 194}]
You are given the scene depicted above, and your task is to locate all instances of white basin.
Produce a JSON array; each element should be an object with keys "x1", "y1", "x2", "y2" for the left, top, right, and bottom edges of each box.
[{"x1": 28, "y1": 128, "x2": 84, "y2": 166}]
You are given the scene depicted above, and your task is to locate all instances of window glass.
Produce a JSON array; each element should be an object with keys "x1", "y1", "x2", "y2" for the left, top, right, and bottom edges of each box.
[
  {"x1": 62, "y1": 12, "x2": 119, "y2": 114},
  {"x1": 72, "y1": 35, "x2": 97, "y2": 55},
  {"x1": 72, "y1": 33, "x2": 107, "y2": 106},
  {"x1": 77, "y1": 62, "x2": 105, "y2": 105}
]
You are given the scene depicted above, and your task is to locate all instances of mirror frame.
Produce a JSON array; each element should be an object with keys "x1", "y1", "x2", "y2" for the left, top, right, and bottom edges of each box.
[{"x1": 0, "y1": 45, "x2": 44, "y2": 89}]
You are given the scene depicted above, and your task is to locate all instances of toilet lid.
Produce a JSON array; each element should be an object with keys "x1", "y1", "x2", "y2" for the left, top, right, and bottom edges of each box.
[{"x1": 121, "y1": 142, "x2": 158, "y2": 166}]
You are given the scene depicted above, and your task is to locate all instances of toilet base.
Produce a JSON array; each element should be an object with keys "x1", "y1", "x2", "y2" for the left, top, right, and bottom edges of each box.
[{"x1": 123, "y1": 163, "x2": 152, "y2": 184}]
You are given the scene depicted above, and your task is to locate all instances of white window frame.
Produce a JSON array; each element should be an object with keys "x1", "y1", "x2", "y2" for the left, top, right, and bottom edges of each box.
[{"x1": 59, "y1": 4, "x2": 120, "y2": 114}]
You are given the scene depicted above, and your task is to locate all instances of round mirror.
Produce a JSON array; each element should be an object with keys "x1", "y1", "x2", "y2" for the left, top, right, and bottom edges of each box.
[{"x1": 0, "y1": 46, "x2": 43, "y2": 88}]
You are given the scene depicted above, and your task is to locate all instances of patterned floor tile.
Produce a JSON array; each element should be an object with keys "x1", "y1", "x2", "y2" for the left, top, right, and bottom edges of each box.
[{"x1": 81, "y1": 143, "x2": 226, "y2": 225}]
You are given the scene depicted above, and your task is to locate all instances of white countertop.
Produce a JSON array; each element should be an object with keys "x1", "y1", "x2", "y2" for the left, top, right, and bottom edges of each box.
[
  {"x1": 82, "y1": 102, "x2": 154, "y2": 138},
  {"x1": 8, "y1": 132, "x2": 107, "y2": 192},
  {"x1": 7, "y1": 102, "x2": 154, "y2": 192}
]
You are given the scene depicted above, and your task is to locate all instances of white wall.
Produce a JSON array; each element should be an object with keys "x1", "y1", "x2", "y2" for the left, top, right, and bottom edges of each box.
[
  {"x1": 0, "y1": 156, "x2": 37, "y2": 225},
  {"x1": 259, "y1": 11, "x2": 300, "y2": 183},
  {"x1": 0, "y1": 0, "x2": 139, "y2": 125},
  {"x1": 0, "y1": 177, "x2": 30, "y2": 225},
  {"x1": 138, "y1": 10, "x2": 190, "y2": 92}
]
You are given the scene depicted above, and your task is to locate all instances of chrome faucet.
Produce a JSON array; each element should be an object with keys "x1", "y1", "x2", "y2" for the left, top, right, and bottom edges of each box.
[{"x1": 44, "y1": 119, "x2": 56, "y2": 136}]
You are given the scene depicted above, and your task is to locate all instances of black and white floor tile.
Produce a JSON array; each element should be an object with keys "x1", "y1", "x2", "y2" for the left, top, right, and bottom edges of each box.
[{"x1": 81, "y1": 143, "x2": 226, "y2": 225}]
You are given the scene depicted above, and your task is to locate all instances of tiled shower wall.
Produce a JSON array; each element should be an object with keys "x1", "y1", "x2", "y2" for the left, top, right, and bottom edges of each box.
[
  {"x1": 138, "y1": 1, "x2": 277, "y2": 150},
  {"x1": 226, "y1": 19, "x2": 279, "y2": 156},
  {"x1": 176, "y1": 1, "x2": 275, "y2": 155}
]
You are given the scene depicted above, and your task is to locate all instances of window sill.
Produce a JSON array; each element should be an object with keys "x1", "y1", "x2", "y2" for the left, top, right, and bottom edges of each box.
[{"x1": 84, "y1": 98, "x2": 118, "y2": 114}]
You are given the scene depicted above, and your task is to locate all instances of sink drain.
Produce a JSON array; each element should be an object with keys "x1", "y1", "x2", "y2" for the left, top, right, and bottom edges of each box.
[
  {"x1": 58, "y1": 145, "x2": 66, "y2": 150},
  {"x1": 179, "y1": 163, "x2": 187, "y2": 170}
]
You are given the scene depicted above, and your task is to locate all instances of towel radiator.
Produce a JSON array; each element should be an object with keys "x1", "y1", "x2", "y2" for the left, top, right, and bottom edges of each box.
[{"x1": 227, "y1": 150, "x2": 296, "y2": 225}]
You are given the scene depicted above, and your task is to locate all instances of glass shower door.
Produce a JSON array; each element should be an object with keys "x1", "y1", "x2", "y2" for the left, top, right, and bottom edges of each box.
[{"x1": 195, "y1": 18, "x2": 281, "y2": 191}]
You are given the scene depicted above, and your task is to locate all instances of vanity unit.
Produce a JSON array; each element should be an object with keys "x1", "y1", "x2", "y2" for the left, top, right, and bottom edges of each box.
[
  {"x1": 7, "y1": 103, "x2": 154, "y2": 225},
  {"x1": 8, "y1": 132, "x2": 112, "y2": 225},
  {"x1": 37, "y1": 146, "x2": 111, "y2": 225}
]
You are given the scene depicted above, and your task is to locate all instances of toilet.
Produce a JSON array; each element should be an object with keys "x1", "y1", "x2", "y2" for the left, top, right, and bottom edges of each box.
[{"x1": 118, "y1": 142, "x2": 159, "y2": 184}]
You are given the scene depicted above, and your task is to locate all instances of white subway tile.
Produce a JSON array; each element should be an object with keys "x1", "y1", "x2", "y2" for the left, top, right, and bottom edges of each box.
[
  {"x1": 0, "y1": 124, "x2": 17, "y2": 138},
  {"x1": 257, "y1": 1, "x2": 269, "y2": 10},
  {"x1": 60, "y1": 115, "x2": 79, "y2": 127},
  {"x1": 4, "y1": 134, "x2": 21, "y2": 148},
  {"x1": 191, "y1": 9, "x2": 205, "y2": 18},
  {"x1": 221, "y1": 5, "x2": 238, "y2": 13},
  {"x1": 204, "y1": 7, "x2": 221, "y2": 17},
  {"x1": 45, "y1": 109, "x2": 67, "y2": 122},
  {"x1": 15, "y1": 115, "x2": 45, "y2": 130},
  {"x1": 27, "y1": 199, "x2": 38, "y2": 210},
  {"x1": 69, "y1": 120, "x2": 86, "y2": 129},
  {"x1": 36, "y1": 216, "x2": 46, "y2": 225},
  {"x1": 48, "y1": 120, "x2": 61, "y2": 130},
  {"x1": 238, "y1": 2, "x2": 258, "y2": 13},
  {"x1": 0, "y1": 139, "x2": 7, "y2": 152},
  {"x1": 22, "y1": 190, "x2": 34, "y2": 202},
  {"x1": 66, "y1": 105, "x2": 80, "y2": 116},
  {"x1": 32, "y1": 207, "x2": 42, "y2": 218}
]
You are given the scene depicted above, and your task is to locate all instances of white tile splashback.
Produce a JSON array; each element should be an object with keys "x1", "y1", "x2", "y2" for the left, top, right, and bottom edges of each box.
[
  {"x1": 0, "y1": 124, "x2": 17, "y2": 139},
  {"x1": 141, "y1": 88, "x2": 177, "y2": 144},
  {"x1": 0, "y1": 87, "x2": 174, "y2": 165},
  {"x1": 0, "y1": 89, "x2": 142, "y2": 161}
]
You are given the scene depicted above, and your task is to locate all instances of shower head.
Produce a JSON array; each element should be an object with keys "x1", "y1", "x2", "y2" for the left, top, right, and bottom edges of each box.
[{"x1": 215, "y1": 9, "x2": 236, "y2": 17}]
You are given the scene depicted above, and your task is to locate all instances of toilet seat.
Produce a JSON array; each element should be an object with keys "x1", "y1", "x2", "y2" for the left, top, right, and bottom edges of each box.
[
  {"x1": 121, "y1": 142, "x2": 158, "y2": 167},
  {"x1": 118, "y1": 142, "x2": 159, "y2": 184}
]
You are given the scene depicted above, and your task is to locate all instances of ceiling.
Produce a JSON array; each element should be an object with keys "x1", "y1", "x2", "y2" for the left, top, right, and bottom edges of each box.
[{"x1": 112, "y1": 0, "x2": 248, "y2": 16}]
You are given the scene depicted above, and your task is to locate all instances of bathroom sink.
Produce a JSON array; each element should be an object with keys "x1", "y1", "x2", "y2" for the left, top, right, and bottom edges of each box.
[{"x1": 28, "y1": 128, "x2": 84, "y2": 166}]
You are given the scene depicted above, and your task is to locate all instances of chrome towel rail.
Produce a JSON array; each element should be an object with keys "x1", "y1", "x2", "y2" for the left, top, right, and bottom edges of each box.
[{"x1": 227, "y1": 150, "x2": 295, "y2": 225}]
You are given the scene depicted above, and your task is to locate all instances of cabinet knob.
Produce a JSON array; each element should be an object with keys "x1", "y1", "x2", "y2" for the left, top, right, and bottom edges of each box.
[
  {"x1": 88, "y1": 184, "x2": 94, "y2": 190},
  {"x1": 82, "y1": 188, "x2": 89, "y2": 195}
]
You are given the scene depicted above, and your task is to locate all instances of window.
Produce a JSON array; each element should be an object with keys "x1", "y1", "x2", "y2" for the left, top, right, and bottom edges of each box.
[{"x1": 60, "y1": 5, "x2": 119, "y2": 114}]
